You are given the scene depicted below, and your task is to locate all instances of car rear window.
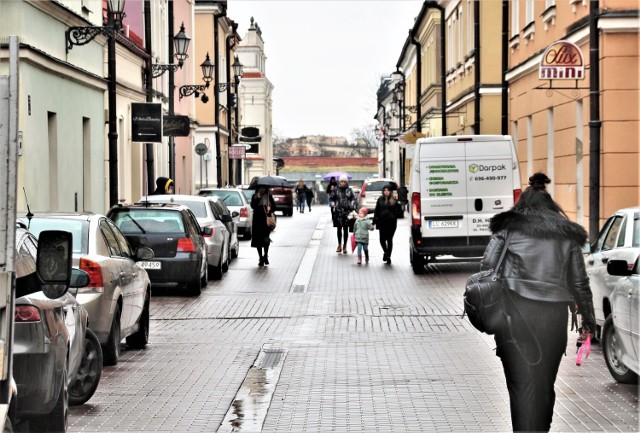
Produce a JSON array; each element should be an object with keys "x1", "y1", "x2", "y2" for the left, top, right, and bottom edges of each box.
[
  {"x1": 201, "y1": 190, "x2": 244, "y2": 206},
  {"x1": 172, "y1": 201, "x2": 207, "y2": 218},
  {"x1": 365, "y1": 181, "x2": 395, "y2": 192},
  {"x1": 111, "y1": 209, "x2": 185, "y2": 234},
  {"x1": 27, "y1": 218, "x2": 89, "y2": 254}
]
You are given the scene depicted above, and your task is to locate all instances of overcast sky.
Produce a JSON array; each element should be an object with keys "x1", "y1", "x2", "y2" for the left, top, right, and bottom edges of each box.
[{"x1": 227, "y1": 0, "x2": 424, "y2": 139}]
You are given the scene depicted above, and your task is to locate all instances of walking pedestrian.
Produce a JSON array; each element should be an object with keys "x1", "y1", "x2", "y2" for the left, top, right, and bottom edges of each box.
[
  {"x1": 480, "y1": 172, "x2": 595, "y2": 432},
  {"x1": 373, "y1": 184, "x2": 402, "y2": 264},
  {"x1": 330, "y1": 175, "x2": 356, "y2": 253},
  {"x1": 150, "y1": 176, "x2": 174, "y2": 195},
  {"x1": 325, "y1": 176, "x2": 338, "y2": 205},
  {"x1": 305, "y1": 186, "x2": 314, "y2": 211},
  {"x1": 250, "y1": 186, "x2": 276, "y2": 267},
  {"x1": 353, "y1": 207, "x2": 373, "y2": 265},
  {"x1": 294, "y1": 179, "x2": 308, "y2": 213}
]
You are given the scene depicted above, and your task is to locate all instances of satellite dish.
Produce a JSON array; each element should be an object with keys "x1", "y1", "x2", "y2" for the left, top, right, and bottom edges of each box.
[{"x1": 195, "y1": 142, "x2": 208, "y2": 156}]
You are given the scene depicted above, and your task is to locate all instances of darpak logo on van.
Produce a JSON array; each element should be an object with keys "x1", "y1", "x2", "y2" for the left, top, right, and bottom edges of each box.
[{"x1": 468, "y1": 163, "x2": 506, "y2": 173}]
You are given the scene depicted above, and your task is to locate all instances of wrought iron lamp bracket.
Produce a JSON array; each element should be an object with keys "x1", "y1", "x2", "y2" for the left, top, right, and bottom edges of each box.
[
  {"x1": 66, "y1": 26, "x2": 114, "y2": 53},
  {"x1": 152, "y1": 64, "x2": 180, "y2": 78},
  {"x1": 179, "y1": 83, "x2": 209, "y2": 100},
  {"x1": 405, "y1": 105, "x2": 418, "y2": 113},
  {"x1": 217, "y1": 82, "x2": 237, "y2": 92}
]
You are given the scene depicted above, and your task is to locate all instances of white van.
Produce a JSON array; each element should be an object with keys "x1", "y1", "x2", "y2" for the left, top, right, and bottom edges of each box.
[{"x1": 408, "y1": 135, "x2": 522, "y2": 274}]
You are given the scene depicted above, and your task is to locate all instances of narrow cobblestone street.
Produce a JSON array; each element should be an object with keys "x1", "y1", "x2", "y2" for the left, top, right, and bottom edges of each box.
[{"x1": 69, "y1": 207, "x2": 639, "y2": 433}]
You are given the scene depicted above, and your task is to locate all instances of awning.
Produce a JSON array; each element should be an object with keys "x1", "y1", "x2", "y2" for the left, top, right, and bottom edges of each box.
[{"x1": 402, "y1": 130, "x2": 427, "y2": 144}]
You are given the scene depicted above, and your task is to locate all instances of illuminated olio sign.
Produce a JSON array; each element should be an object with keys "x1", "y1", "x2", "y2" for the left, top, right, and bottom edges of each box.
[{"x1": 539, "y1": 40, "x2": 584, "y2": 80}]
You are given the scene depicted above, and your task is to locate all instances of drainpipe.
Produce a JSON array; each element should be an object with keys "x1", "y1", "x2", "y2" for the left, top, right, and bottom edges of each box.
[
  {"x1": 226, "y1": 27, "x2": 236, "y2": 186},
  {"x1": 143, "y1": 0, "x2": 154, "y2": 194},
  {"x1": 439, "y1": 2, "x2": 446, "y2": 136},
  {"x1": 589, "y1": 0, "x2": 601, "y2": 242},
  {"x1": 378, "y1": 103, "x2": 386, "y2": 175},
  {"x1": 410, "y1": 36, "x2": 422, "y2": 134},
  {"x1": 473, "y1": 0, "x2": 480, "y2": 134},
  {"x1": 214, "y1": 10, "x2": 224, "y2": 187},
  {"x1": 501, "y1": 0, "x2": 509, "y2": 135},
  {"x1": 168, "y1": 2, "x2": 176, "y2": 181}
]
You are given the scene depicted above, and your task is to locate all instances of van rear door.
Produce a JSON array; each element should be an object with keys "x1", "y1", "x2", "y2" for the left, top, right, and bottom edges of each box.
[
  {"x1": 418, "y1": 136, "x2": 517, "y2": 239},
  {"x1": 419, "y1": 140, "x2": 468, "y2": 237},
  {"x1": 464, "y1": 137, "x2": 516, "y2": 237}
]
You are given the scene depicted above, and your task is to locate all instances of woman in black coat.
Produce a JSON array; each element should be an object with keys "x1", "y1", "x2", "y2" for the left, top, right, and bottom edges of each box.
[
  {"x1": 480, "y1": 173, "x2": 596, "y2": 432},
  {"x1": 372, "y1": 185, "x2": 402, "y2": 264},
  {"x1": 250, "y1": 186, "x2": 276, "y2": 267},
  {"x1": 329, "y1": 175, "x2": 356, "y2": 253}
]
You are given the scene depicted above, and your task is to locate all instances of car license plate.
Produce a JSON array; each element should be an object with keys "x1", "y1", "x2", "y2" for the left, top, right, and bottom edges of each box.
[
  {"x1": 139, "y1": 261, "x2": 161, "y2": 270},
  {"x1": 428, "y1": 220, "x2": 458, "y2": 228}
]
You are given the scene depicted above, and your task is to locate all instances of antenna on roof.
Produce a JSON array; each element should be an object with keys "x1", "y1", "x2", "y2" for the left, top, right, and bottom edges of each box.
[{"x1": 23, "y1": 187, "x2": 33, "y2": 228}]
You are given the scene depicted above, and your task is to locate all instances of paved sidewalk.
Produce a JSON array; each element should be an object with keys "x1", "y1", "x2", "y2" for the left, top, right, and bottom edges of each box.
[{"x1": 69, "y1": 206, "x2": 639, "y2": 432}]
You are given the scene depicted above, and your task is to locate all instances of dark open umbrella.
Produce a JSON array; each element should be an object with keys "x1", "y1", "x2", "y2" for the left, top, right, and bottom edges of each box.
[{"x1": 248, "y1": 175, "x2": 290, "y2": 189}]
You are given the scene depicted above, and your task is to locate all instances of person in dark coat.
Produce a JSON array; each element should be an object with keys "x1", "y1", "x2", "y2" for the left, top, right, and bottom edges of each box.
[
  {"x1": 305, "y1": 186, "x2": 314, "y2": 211},
  {"x1": 372, "y1": 185, "x2": 402, "y2": 264},
  {"x1": 250, "y1": 186, "x2": 276, "y2": 267},
  {"x1": 325, "y1": 176, "x2": 338, "y2": 205},
  {"x1": 480, "y1": 172, "x2": 596, "y2": 432},
  {"x1": 329, "y1": 175, "x2": 356, "y2": 253},
  {"x1": 150, "y1": 176, "x2": 174, "y2": 195},
  {"x1": 294, "y1": 179, "x2": 309, "y2": 213}
]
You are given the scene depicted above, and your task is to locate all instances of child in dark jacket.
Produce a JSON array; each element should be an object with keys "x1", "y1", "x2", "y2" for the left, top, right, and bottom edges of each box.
[{"x1": 353, "y1": 207, "x2": 373, "y2": 265}]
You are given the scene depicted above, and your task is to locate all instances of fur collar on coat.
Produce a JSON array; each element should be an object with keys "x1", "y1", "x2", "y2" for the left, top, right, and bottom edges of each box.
[{"x1": 489, "y1": 208, "x2": 588, "y2": 245}]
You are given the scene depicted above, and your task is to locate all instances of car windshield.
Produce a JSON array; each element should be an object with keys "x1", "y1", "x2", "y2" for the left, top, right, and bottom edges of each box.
[
  {"x1": 242, "y1": 189, "x2": 255, "y2": 200},
  {"x1": 200, "y1": 190, "x2": 244, "y2": 206},
  {"x1": 111, "y1": 209, "x2": 185, "y2": 233},
  {"x1": 27, "y1": 218, "x2": 89, "y2": 254}
]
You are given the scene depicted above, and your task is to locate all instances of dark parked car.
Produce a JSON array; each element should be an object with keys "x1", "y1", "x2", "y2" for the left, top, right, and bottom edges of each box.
[
  {"x1": 270, "y1": 182, "x2": 294, "y2": 216},
  {"x1": 13, "y1": 226, "x2": 102, "y2": 431},
  {"x1": 108, "y1": 203, "x2": 209, "y2": 296}
]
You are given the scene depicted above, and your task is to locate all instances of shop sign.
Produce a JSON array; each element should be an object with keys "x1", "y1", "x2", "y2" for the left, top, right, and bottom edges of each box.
[
  {"x1": 163, "y1": 115, "x2": 191, "y2": 137},
  {"x1": 131, "y1": 103, "x2": 162, "y2": 142},
  {"x1": 539, "y1": 40, "x2": 584, "y2": 80},
  {"x1": 228, "y1": 145, "x2": 246, "y2": 160}
]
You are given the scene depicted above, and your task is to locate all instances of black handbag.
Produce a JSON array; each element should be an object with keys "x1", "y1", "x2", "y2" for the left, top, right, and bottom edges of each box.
[{"x1": 463, "y1": 234, "x2": 511, "y2": 335}]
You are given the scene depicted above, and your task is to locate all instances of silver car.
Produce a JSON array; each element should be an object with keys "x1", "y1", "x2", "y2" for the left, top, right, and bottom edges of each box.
[
  {"x1": 24, "y1": 213, "x2": 153, "y2": 366},
  {"x1": 356, "y1": 178, "x2": 399, "y2": 213},
  {"x1": 199, "y1": 188, "x2": 252, "y2": 240},
  {"x1": 13, "y1": 226, "x2": 102, "y2": 430},
  {"x1": 603, "y1": 257, "x2": 639, "y2": 384},
  {"x1": 140, "y1": 194, "x2": 233, "y2": 280}
]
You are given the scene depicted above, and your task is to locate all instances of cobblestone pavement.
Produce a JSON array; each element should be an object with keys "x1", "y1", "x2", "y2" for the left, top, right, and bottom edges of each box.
[{"x1": 69, "y1": 207, "x2": 639, "y2": 432}]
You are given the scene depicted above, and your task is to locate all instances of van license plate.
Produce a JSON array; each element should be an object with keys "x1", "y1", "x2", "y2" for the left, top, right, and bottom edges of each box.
[
  {"x1": 139, "y1": 261, "x2": 161, "y2": 270},
  {"x1": 428, "y1": 220, "x2": 458, "y2": 228}
]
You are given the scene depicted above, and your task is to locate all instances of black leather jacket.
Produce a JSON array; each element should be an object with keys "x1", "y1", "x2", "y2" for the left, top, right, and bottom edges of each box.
[{"x1": 480, "y1": 208, "x2": 596, "y2": 330}]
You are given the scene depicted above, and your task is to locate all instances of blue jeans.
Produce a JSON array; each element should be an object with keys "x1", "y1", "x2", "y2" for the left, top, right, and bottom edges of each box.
[{"x1": 356, "y1": 242, "x2": 368, "y2": 255}]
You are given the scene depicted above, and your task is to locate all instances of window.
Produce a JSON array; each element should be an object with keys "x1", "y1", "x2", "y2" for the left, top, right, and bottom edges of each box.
[
  {"x1": 100, "y1": 220, "x2": 121, "y2": 257},
  {"x1": 546, "y1": 108, "x2": 554, "y2": 197},
  {"x1": 108, "y1": 220, "x2": 132, "y2": 258},
  {"x1": 525, "y1": 0, "x2": 534, "y2": 24},
  {"x1": 467, "y1": 0, "x2": 474, "y2": 54},
  {"x1": 602, "y1": 217, "x2": 623, "y2": 251},
  {"x1": 458, "y1": 7, "x2": 463, "y2": 64},
  {"x1": 511, "y1": 0, "x2": 519, "y2": 36}
]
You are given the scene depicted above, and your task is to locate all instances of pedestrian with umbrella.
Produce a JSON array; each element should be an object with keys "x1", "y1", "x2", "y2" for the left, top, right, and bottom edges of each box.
[
  {"x1": 330, "y1": 174, "x2": 357, "y2": 253},
  {"x1": 249, "y1": 180, "x2": 278, "y2": 267},
  {"x1": 373, "y1": 184, "x2": 403, "y2": 264}
]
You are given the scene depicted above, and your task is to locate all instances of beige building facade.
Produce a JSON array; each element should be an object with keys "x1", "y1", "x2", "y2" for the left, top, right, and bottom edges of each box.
[{"x1": 506, "y1": 0, "x2": 639, "y2": 228}]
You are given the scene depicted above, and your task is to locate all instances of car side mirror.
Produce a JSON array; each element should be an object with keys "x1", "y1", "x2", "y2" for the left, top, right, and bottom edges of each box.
[
  {"x1": 136, "y1": 246, "x2": 155, "y2": 260},
  {"x1": 582, "y1": 242, "x2": 592, "y2": 254},
  {"x1": 231, "y1": 211, "x2": 239, "y2": 218},
  {"x1": 221, "y1": 214, "x2": 233, "y2": 223},
  {"x1": 202, "y1": 227, "x2": 213, "y2": 236},
  {"x1": 607, "y1": 259, "x2": 632, "y2": 277},
  {"x1": 36, "y1": 230, "x2": 72, "y2": 299}
]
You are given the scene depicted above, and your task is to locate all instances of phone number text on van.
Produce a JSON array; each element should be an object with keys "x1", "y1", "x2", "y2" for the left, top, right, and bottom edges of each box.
[{"x1": 469, "y1": 176, "x2": 507, "y2": 182}]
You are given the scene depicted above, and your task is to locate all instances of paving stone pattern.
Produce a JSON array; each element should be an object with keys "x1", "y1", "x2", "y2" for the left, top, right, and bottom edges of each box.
[{"x1": 69, "y1": 207, "x2": 639, "y2": 432}]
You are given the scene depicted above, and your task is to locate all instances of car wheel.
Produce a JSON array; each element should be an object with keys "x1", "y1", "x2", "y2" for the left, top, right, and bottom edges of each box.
[
  {"x1": 102, "y1": 304, "x2": 121, "y2": 366},
  {"x1": 231, "y1": 241, "x2": 239, "y2": 259},
  {"x1": 126, "y1": 296, "x2": 150, "y2": 349},
  {"x1": 411, "y1": 249, "x2": 426, "y2": 275},
  {"x1": 210, "y1": 251, "x2": 224, "y2": 281},
  {"x1": 602, "y1": 315, "x2": 638, "y2": 384},
  {"x1": 69, "y1": 328, "x2": 103, "y2": 405},
  {"x1": 244, "y1": 230, "x2": 252, "y2": 240},
  {"x1": 222, "y1": 247, "x2": 230, "y2": 273},
  {"x1": 187, "y1": 274, "x2": 201, "y2": 296},
  {"x1": 42, "y1": 367, "x2": 67, "y2": 432}
]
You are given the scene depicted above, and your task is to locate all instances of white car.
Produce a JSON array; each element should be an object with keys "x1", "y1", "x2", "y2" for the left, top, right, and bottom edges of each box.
[
  {"x1": 356, "y1": 178, "x2": 398, "y2": 213},
  {"x1": 584, "y1": 207, "x2": 640, "y2": 333},
  {"x1": 602, "y1": 258, "x2": 639, "y2": 384}
]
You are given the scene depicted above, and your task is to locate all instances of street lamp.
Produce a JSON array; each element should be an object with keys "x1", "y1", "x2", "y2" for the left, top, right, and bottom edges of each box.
[
  {"x1": 66, "y1": 0, "x2": 127, "y2": 208},
  {"x1": 179, "y1": 53, "x2": 213, "y2": 103},
  {"x1": 217, "y1": 55, "x2": 244, "y2": 92},
  {"x1": 151, "y1": 23, "x2": 191, "y2": 78}
]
